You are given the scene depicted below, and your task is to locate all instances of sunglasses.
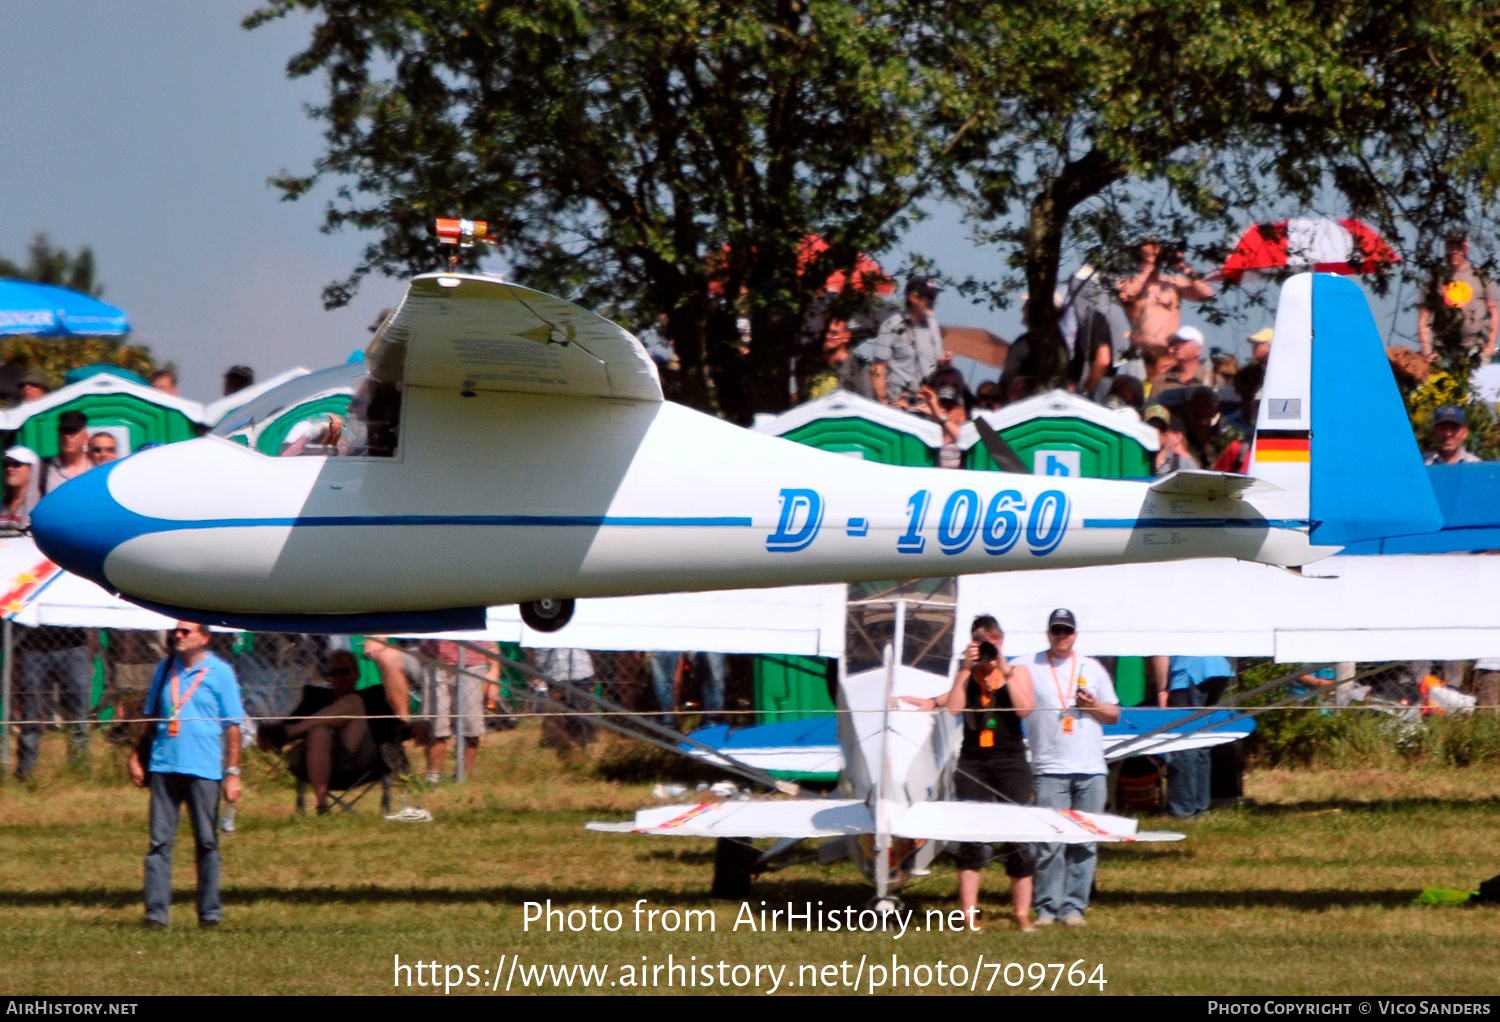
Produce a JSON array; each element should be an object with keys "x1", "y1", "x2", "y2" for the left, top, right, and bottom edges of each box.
[
  {"x1": 89, "y1": 445, "x2": 116, "y2": 453},
  {"x1": 2, "y1": 460, "x2": 26, "y2": 469},
  {"x1": 328, "y1": 667, "x2": 357, "y2": 677},
  {"x1": 1048, "y1": 626, "x2": 1075, "y2": 636},
  {"x1": 171, "y1": 627, "x2": 200, "y2": 636}
]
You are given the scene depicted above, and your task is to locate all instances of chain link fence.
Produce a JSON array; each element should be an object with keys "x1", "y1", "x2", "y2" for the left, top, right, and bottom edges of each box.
[{"x1": 0, "y1": 623, "x2": 763, "y2": 781}]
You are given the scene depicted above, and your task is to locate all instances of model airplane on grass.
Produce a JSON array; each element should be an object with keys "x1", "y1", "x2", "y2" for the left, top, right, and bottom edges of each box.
[
  {"x1": 587, "y1": 608, "x2": 1185, "y2": 905},
  {"x1": 29, "y1": 270, "x2": 1441, "y2": 634}
]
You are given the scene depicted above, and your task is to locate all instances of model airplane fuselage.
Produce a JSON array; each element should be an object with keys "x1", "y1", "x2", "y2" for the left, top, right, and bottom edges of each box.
[{"x1": 30, "y1": 272, "x2": 1441, "y2": 633}]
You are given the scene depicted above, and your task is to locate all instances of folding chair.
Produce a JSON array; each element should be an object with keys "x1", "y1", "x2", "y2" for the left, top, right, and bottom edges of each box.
[{"x1": 263, "y1": 684, "x2": 412, "y2": 815}]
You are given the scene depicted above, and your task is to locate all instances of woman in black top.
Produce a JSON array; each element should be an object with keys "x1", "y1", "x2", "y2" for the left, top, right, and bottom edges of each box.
[{"x1": 907, "y1": 624, "x2": 1036, "y2": 931}]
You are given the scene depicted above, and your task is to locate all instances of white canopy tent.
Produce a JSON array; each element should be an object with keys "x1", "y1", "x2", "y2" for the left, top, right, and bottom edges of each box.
[{"x1": 955, "y1": 554, "x2": 1500, "y2": 662}]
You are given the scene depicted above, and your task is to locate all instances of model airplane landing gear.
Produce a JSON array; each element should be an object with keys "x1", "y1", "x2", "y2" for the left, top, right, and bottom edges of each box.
[{"x1": 520, "y1": 598, "x2": 575, "y2": 632}]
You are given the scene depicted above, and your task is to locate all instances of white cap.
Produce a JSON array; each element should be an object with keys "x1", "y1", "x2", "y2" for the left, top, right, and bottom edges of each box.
[
  {"x1": 1171, "y1": 325, "x2": 1205, "y2": 346},
  {"x1": 3, "y1": 446, "x2": 39, "y2": 467}
]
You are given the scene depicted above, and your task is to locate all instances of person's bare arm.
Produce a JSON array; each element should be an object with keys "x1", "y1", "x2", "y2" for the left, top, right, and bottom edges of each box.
[
  {"x1": 1171, "y1": 274, "x2": 1215, "y2": 302},
  {"x1": 1151, "y1": 655, "x2": 1172, "y2": 708},
  {"x1": 1117, "y1": 265, "x2": 1152, "y2": 304},
  {"x1": 871, "y1": 361, "x2": 889, "y2": 404},
  {"x1": 1487, "y1": 297, "x2": 1499, "y2": 357},
  {"x1": 365, "y1": 638, "x2": 412, "y2": 722},
  {"x1": 223, "y1": 725, "x2": 242, "y2": 803},
  {"x1": 285, "y1": 694, "x2": 364, "y2": 738},
  {"x1": 1418, "y1": 306, "x2": 1434, "y2": 358},
  {"x1": 1075, "y1": 688, "x2": 1121, "y2": 724},
  {"x1": 1085, "y1": 343, "x2": 1112, "y2": 396}
]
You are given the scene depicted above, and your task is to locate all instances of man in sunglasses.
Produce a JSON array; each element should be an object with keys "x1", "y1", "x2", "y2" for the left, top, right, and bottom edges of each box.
[
  {"x1": 1020, "y1": 608, "x2": 1120, "y2": 928},
  {"x1": 128, "y1": 622, "x2": 244, "y2": 929},
  {"x1": 87, "y1": 432, "x2": 119, "y2": 466}
]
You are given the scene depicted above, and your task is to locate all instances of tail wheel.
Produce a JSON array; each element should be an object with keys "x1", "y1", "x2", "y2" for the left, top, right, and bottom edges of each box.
[{"x1": 520, "y1": 598, "x2": 575, "y2": 632}]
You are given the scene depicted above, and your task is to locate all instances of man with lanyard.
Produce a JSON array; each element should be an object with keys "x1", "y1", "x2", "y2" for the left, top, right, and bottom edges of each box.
[
  {"x1": 905, "y1": 615, "x2": 1037, "y2": 932},
  {"x1": 128, "y1": 621, "x2": 244, "y2": 929},
  {"x1": 1023, "y1": 608, "x2": 1120, "y2": 927}
]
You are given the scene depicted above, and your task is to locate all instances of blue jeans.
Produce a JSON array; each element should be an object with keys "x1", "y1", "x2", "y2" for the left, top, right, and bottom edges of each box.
[
  {"x1": 16, "y1": 646, "x2": 94, "y2": 777},
  {"x1": 145, "y1": 772, "x2": 222, "y2": 925},
  {"x1": 1034, "y1": 772, "x2": 1108, "y2": 920},
  {"x1": 1165, "y1": 684, "x2": 1213, "y2": 817},
  {"x1": 648, "y1": 652, "x2": 725, "y2": 723}
]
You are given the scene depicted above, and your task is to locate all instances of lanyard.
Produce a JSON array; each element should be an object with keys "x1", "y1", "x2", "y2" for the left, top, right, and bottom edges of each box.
[
  {"x1": 166, "y1": 662, "x2": 209, "y2": 737},
  {"x1": 1047, "y1": 653, "x2": 1078, "y2": 709}
]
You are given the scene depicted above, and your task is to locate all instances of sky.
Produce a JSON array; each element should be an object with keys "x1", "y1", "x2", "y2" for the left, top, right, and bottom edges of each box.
[{"x1": 0, "y1": 3, "x2": 1413, "y2": 403}]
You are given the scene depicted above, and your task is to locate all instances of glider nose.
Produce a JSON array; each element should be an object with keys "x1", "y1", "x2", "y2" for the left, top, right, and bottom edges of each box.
[{"x1": 30, "y1": 460, "x2": 140, "y2": 590}]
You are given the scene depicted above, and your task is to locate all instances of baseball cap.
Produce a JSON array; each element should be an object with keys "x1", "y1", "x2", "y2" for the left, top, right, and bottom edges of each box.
[
  {"x1": 906, "y1": 275, "x2": 942, "y2": 300},
  {"x1": 935, "y1": 384, "x2": 961, "y2": 405},
  {"x1": 19, "y1": 368, "x2": 50, "y2": 390},
  {"x1": 3, "y1": 446, "x2": 39, "y2": 467},
  {"x1": 1248, "y1": 327, "x2": 1274, "y2": 345},
  {"x1": 1048, "y1": 608, "x2": 1077, "y2": 631},
  {"x1": 1144, "y1": 403, "x2": 1172, "y2": 428},
  {"x1": 1171, "y1": 326, "x2": 1205, "y2": 347},
  {"x1": 57, "y1": 410, "x2": 88, "y2": 433},
  {"x1": 1433, "y1": 406, "x2": 1466, "y2": 427}
]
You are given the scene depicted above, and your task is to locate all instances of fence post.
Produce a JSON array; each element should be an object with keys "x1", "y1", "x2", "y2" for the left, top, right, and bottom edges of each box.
[
  {"x1": 1, "y1": 619, "x2": 10, "y2": 781},
  {"x1": 454, "y1": 646, "x2": 466, "y2": 782}
]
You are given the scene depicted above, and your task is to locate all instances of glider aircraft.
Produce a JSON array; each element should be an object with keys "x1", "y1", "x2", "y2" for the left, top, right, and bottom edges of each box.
[{"x1": 30, "y1": 272, "x2": 1441, "y2": 634}]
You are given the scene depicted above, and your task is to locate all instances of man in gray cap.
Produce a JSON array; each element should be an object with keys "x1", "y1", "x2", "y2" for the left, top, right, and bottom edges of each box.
[
  {"x1": 17, "y1": 369, "x2": 50, "y2": 405},
  {"x1": 1424, "y1": 406, "x2": 1483, "y2": 465},
  {"x1": 872, "y1": 276, "x2": 946, "y2": 408},
  {"x1": 1018, "y1": 608, "x2": 1120, "y2": 927},
  {"x1": 41, "y1": 410, "x2": 94, "y2": 496}
]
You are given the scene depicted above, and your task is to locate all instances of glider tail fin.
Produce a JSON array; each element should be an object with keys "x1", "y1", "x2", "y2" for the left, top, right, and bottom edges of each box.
[{"x1": 1248, "y1": 273, "x2": 1442, "y2": 545}]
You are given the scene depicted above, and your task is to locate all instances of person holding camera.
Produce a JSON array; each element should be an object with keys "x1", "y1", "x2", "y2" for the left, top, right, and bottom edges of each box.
[
  {"x1": 905, "y1": 615, "x2": 1036, "y2": 932},
  {"x1": 1116, "y1": 238, "x2": 1214, "y2": 356}
]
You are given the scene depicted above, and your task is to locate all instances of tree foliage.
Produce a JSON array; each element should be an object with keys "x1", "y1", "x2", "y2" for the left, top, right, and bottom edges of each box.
[
  {"x1": 0, "y1": 233, "x2": 104, "y2": 297},
  {"x1": 936, "y1": 0, "x2": 1500, "y2": 381},
  {"x1": 247, "y1": 0, "x2": 958, "y2": 421}
]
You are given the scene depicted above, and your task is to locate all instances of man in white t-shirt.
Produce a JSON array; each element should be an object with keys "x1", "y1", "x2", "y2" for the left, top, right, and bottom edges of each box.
[{"x1": 1022, "y1": 608, "x2": 1120, "y2": 927}]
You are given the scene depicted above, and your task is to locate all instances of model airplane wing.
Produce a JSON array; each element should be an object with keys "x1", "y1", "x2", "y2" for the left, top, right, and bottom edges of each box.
[
  {"x1": 893, "y1": 802, "x2": 1183, "y2": 843},
  {"x1": 1148, "y1": 469, "x2": 1278, "y2": 500},
  {"x1": 586, "y1": 799, "x2": 872, "y2": 838},
  {"x1": 1104, "y1": 708, "x2": 1256, "y2": 759},
  {"x1": 366, "y1": 272, "x2": 663, "y2": 402}
]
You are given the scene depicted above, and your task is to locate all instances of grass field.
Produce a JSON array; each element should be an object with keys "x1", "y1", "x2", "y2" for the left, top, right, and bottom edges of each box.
[{"x1": 1, "y1": 726, "x2": 1498, "y2": 996}]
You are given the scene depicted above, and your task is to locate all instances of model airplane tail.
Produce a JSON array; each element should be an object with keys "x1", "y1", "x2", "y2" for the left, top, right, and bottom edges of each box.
[{"x1": 1248, "y1": 273, "x2": 1442, "y2": 546}]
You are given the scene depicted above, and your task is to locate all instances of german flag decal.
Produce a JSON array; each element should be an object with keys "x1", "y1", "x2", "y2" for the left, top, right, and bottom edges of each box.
[{"x1": 1254, "y1": 429, "x2": 1310, "y2": 462}]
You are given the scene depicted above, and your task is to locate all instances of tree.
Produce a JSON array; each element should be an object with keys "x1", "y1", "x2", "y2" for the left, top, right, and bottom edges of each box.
[
  {"x1": 247, "y1": 0, "x2": 959, "y2": 421},
  {"x1": 0, "y1": 233, "x2": 103, "y2": 296},
  {"x1": 0, "y1": 234, "x2": 157, "y2": 389},
  {"x1": 933, "y1": 0, "x2": 1500, "y2": 384}
]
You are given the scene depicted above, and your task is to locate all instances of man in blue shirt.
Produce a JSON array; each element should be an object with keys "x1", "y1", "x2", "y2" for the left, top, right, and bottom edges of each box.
[
  {"x1": 127, "y1": 621, "x2": 244, "y2": 928},
  {"x1": 1151, "y1": 655, "x2": 1235, "y2": 818}
]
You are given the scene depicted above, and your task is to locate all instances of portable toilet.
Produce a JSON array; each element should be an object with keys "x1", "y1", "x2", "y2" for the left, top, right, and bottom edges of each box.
[
  {"x1": 2, "y1": 370, "x2": 207, "y2": 458},
  {"x1": 209, "y1": 363, "x2": 362, "y2": 454},
  {"x1": 963, "y1": 390, "x2": 1160, "y2": 705},
  {"x1": 751, "y1": 389, "x2": 943, "y2": 466},
  {"x1": 962, "y1": 389, "x2": 1159, "y2": 477}
]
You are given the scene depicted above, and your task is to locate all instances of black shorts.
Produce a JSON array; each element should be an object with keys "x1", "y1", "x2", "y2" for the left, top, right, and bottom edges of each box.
[{"x1": 952, "y1": 755, "x2": 1037, "y2": 878}]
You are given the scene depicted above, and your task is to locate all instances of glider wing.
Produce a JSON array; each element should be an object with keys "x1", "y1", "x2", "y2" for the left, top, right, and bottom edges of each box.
[{"x1": 367, "y1": 273, "x2": 663, "y2": 402}]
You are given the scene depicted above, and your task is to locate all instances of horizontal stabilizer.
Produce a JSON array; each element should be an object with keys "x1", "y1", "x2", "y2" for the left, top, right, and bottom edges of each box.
[
  {"x1": 1149, "y1": 470, "x2": 1277, "y2": 501},
  {"x1": 892, "y1": 802, "x2": 1183, "y2": 844},
  {"x1": 586, "y1": 799, "x2": 871, "y2": 839}
]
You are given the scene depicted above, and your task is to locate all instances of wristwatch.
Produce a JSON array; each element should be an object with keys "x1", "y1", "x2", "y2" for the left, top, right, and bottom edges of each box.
[{"x1": 225, "y1": 767, "x2": 241, "y2": 776}]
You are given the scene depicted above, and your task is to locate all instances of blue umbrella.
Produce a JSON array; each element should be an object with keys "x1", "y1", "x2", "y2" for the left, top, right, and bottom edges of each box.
[{"x1": 0, "y1": 279, "x2": 129, "y2": 336}]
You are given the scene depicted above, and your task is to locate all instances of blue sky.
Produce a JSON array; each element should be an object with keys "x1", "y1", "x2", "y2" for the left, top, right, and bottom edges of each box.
[{"x1": 0, "y1": 3, "x2": 1413, "y2": 402}]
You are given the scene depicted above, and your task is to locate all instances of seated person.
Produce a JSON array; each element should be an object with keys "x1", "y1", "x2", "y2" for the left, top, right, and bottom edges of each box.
[{"x1": 258, "y1": 650, "x2": 410, "y2": 814}]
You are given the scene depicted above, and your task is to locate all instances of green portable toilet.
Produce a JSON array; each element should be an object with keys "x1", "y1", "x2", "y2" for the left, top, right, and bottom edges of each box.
[
  {"x1": 963, "y1": 390, "x2": 1160, "y2": 705},
  {"x1": 211, "y1": 364, "x2": 363, "y2": 455},
  {"x1": 752, "y1": 390, "x2": 941, "y2": 467},
  {"x1": 961, "y1": 389, "x2": 1159, "y2": 478},
  {"x1": 3, "y1": 370, "x2": 206, "y2": 457},
  {"x1": 753, "y1": 654, "x2": 837, "y2": 726}
]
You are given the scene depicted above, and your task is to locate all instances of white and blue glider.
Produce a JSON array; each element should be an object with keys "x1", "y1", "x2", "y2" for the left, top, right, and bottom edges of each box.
[{"x1": 30, "y1": 272, "x2": 1442, "y2": 633}]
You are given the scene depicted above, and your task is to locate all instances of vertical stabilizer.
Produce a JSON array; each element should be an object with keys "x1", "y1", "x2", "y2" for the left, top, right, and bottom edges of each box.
[{"x1": 1250, "y1": 273, "x2": 1442, "y2": 545}]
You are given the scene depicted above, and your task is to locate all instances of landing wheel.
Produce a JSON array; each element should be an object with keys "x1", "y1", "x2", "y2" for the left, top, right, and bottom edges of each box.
[
  {"x1": 868, "y1": 894, "x2": 905, "y2": 915},
  {"x1": 711, "y1": 838, "x2": 759, "y2": 899},
  {"x1": 520, "y1": 598, "x2": 575, "y2": 632}
]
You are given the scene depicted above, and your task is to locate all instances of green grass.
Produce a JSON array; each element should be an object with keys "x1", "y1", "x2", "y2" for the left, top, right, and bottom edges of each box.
[{"x1": 1, "y1": 728, "x2": 1499, "y2": 995}]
